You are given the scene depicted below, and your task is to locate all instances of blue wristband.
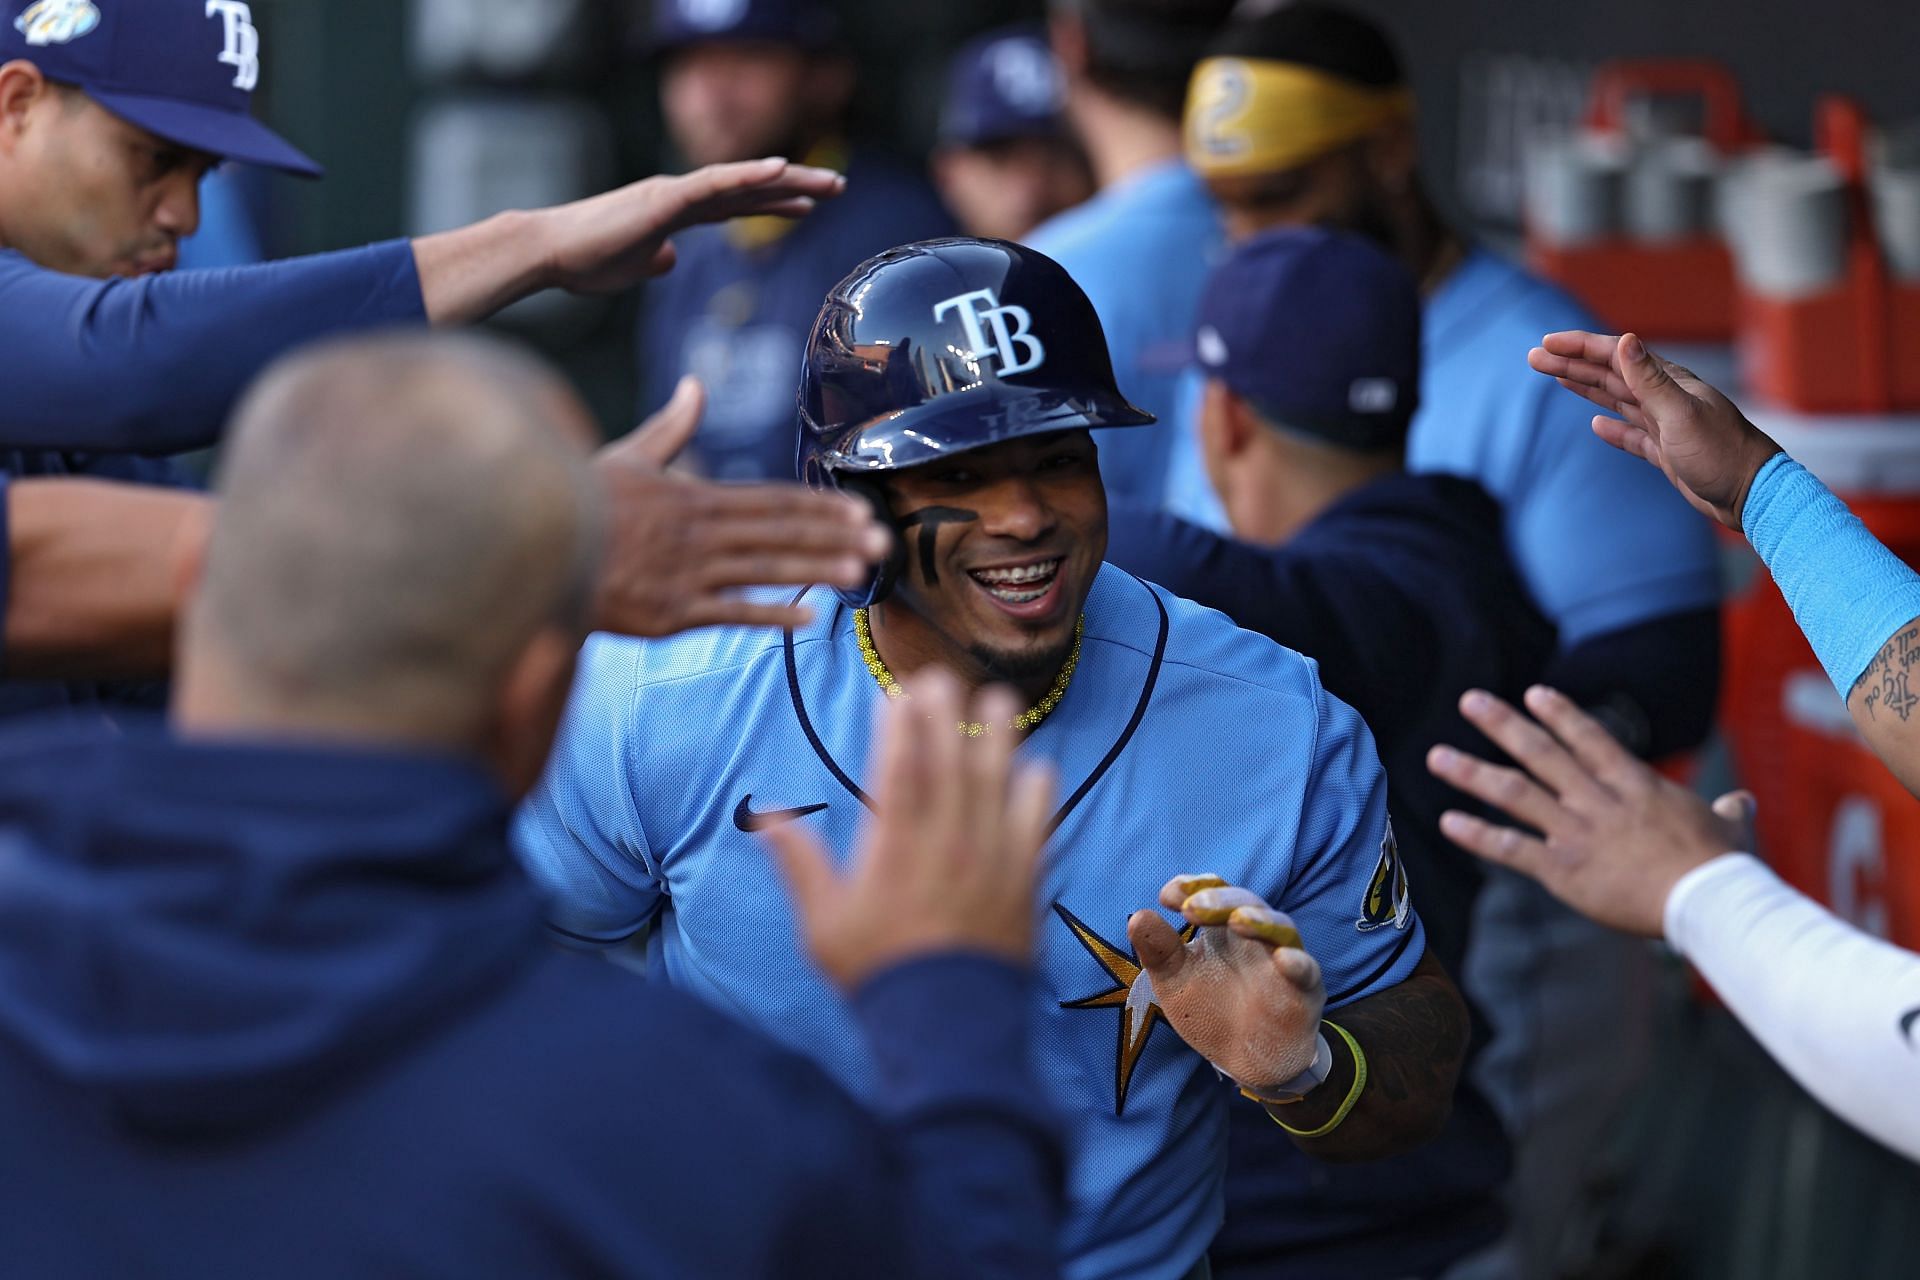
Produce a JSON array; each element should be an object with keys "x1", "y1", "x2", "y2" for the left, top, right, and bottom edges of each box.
[{"x1": 1743, "y1": 453, "x2": 1920, "y2": 694}]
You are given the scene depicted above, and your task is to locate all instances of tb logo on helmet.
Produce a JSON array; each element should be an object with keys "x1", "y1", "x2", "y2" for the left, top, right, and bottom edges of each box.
[{"x1": 933, "y1": 288, "x2": 1048, "y2": 377}]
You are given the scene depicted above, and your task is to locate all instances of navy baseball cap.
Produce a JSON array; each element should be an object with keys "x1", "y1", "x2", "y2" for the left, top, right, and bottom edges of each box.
[
  {"x1": 1, "y1": 0, "x2": 320, "y2": 177},
  {"x1": 648, "y1": 0, "x2": 839, "y2": 56},
  {"x1": 939, "y1": 25, "x2": 1067, "y2": 148},
  {"x1": 1194, "y1": 226, "x2": 1421, "y2": 450}
]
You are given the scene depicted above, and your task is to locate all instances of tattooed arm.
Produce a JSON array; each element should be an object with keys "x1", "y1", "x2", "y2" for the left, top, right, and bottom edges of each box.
[
  {"x1": 1262, "y1": 949, "x2": 1468, "y2": 1162},
  {"x1": 1846, "y1": 622, "x2": 1920, "y2": 797}
]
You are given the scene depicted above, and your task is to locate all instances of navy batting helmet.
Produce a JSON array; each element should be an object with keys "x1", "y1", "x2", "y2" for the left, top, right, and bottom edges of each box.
[{"x1": 797, "y1": 237, "x2": 1154, "y2": 606}]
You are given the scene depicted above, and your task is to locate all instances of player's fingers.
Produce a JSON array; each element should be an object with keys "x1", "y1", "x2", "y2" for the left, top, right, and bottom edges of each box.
[
  {"x1": 1455, "y1": 688, "x2": 1611, "y2": 808},
  {"x1": 1528, "y1": 346, "x2": 1613, "y2": 388},
  {"x1": 698, "y1": 551, "x2": 872, "y2": 591},
  {"x1": 1712, "y1": 788, "x2": 1759, "y2": 850},
  {"x1": 1540, "y1": 329, "x2": 1625, "y2": 363},
  {"x1": 1226, "y1": 904, "x2": 1302, "y2": 950},
  {"x1": 913, "y1": 671, "x2": 966, "y2": 857},
  {"x1": 1002, "y1": 760, "x2": 1058, "y2": 885},
  {"x1": 1426, "y1": 742, "x2": 1566, "y2": 835},
  {"x1": 962, "y1": 685, "x2": 1022, "y2": 869},
  {"x1": 1439, "y1": 809, "x2": 1551, "y2": 876},
  {"x1": 1181, "y1": 885, "x2": 1269, "y2": 926},
  {"x1": 1591, "y1": 416, "x2": 1657, "y2": 461},
  {"x1": 1128, "y1": 909, "x2": 1188, "y2": 981},
  {"x1": 760, "y1": 822, "x2": 838, "y2": 926},
  {"x1": 1270, "y1": 945, "x2": 1322, "y2": 994},
  {"x1": 863, "y1": 677, "x2": 923, "y2": 868},
  {"x1": 1522, "y1": 685, "x2": 1648, "y2": 795},
  {"x1": 1159, "y1": 873, "x2": 1227, "y2": 911},
  {"x1": 1616, "y1": 332, "x2": 1698, "y2": 423},
  {"x1": 622, "y1": 376, "x2": 705, "y2": 469},
  {"x1": 673, "y1": 598, "x2": 817, "y2": 632},
  {"x1": 693, "y1": 509, "x2": 893, "y2": 561}
]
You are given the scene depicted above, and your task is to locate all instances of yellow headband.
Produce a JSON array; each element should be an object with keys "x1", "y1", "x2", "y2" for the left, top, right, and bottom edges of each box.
[{"x1": 1185, "y1": 57, "x2": 1414, "y2": 179}]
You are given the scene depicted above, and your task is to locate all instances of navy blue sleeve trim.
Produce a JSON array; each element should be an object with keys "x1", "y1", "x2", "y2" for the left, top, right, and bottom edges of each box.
[
  {"x1": 0, "y1": 473, "x2": 10, "y2": 671},
  {"x1": 545, "y1": 920, "x2": 644, "y2": 947}
]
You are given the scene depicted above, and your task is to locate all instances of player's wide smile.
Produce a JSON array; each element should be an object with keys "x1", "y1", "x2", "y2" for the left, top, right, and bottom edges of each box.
[{"x1": 969, "y1": 555, "x2": 1065, "y2": 615}]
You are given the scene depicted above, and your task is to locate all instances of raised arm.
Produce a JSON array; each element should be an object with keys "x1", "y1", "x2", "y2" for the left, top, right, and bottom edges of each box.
[
  {"x1": 1428, "y1": 684, "x2": 1920, "y2": 1164},
  {"x1": 3, "y1": 478, "x2": 211, "y2": 679},
  {"x1": 0, "y1": 159, "x2": 842, "y2": 455},
  {"x1": 1529, "y1": 330, "x2": 1920, "y2": 794}
]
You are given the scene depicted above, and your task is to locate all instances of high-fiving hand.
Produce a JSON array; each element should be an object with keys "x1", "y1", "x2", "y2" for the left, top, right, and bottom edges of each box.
[
  {"x1": 590, "y1": 376, "x2": 893, "y2": 638},
  {"x1": 1127, "y1": 875, "x2": 1326, "y2": 1093},
  {"x1": 1527, "y1": 330, "x2": 1782, "y2": 530},
  {"x1": 1428, "y1": 685, "x2": 1756, "y2": 937}
]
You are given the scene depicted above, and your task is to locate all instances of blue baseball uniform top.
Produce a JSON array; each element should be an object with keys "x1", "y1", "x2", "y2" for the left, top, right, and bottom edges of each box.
[
  {"x1": 516, "y1": 563, "x2": 1427, "y2": 1280},
  {"x1": 636, "y1": 151, "x2": 954, "y2": 482},
  {"x1": 1162, "y1": 245, "x2": 1718, "y2": 648},
  {"x1": 1025, "y1": 162, "x2": 1224, "y2": 509}
]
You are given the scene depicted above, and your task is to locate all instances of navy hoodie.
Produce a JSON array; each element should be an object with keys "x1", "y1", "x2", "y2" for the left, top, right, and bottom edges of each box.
[
  {"x1": 1107, "y1": 474, "x2": 1557, "y2": 1280},
  {"x1": 0, "y1": 721, "x2": 1062, "y2": 1278}
]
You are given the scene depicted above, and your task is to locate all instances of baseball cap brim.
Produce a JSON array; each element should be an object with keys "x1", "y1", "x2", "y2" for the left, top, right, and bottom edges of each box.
[
  {"x1": 827, "y1": 384, "x2": 1156, "y2": 474},
  {"x1": 89, "y1": 88, "x2": 323, "y2": 178}
]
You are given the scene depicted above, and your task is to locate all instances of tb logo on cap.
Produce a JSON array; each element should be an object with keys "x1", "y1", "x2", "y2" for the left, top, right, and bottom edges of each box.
[
  {"x1": 205, "y1": 1, "x2": 259, "y2": 91},
  {"x1": 933, "y1": 289, "x2": 1047, "y2": 377}
]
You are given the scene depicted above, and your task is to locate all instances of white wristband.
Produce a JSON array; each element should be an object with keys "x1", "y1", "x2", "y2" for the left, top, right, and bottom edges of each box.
[{"x1": 1238, "y1": 1029, "x2": 1332, "y2": 1103}]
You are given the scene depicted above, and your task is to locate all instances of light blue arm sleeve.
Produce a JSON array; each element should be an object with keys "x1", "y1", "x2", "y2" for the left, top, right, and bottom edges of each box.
[
  {"x1": 1500, "y1": 375, "x2": 1721, "y2": 646},
  {"x1": 1274, "y1": 680, "x2": 1426, "y2": 1009},
  {"x1": 1742, "y1": 452, "x2": 1920, "y2": 695},
  {"x1": 511, "y1": 639, "x2": 666, "y2": 945}
]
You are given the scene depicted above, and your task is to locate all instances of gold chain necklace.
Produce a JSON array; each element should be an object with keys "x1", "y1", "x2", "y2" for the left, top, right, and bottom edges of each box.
[{"x1": 853, "y1": 609, "x2": 1084, "y2": 737}]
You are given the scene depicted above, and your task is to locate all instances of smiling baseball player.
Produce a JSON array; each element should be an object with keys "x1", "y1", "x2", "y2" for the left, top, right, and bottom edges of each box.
[{"x1": 514, "y1": 237, "x2": 1468, "y2": 1280}]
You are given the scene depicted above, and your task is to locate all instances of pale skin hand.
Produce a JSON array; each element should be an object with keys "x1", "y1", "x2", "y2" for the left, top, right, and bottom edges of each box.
[
  {"x1": 1428, "y1": 685, "x2": 1757, "y2": 938},
  {"x1": 590, "y1": 376, "x2": 893, "y2": 637},
  {"x1": 1526, "y1": 329, "x2": 1782, "y2": 530},
  {"x1": 413, "y1": 158, "x2": 846, "y2": 326},
  {"x1": 1128, "y1": 875, "x2": 1327, "y2": 1090},
  {"x1": 761, "y1": 672, "x2": 1057, "y2": 990}
]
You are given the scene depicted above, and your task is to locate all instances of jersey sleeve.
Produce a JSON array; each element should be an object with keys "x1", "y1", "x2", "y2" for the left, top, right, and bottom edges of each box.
[
  {"x1": 1273, "y1": 679, "x2": 1427, "y2": 1009},
  {"x1": 0, "y1": 242, "x2": 425, "y2": 455},
  {"x1": 511, "y1": 638, "x2": 666, "y2": 945}
]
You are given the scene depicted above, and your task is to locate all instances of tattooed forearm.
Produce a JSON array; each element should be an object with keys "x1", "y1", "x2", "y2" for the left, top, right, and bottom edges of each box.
[
  {"x1": 1272, "y1": 950, "x2": 1468, "y2": 1162},
  {"x1": 1850, "y1": 624, "x2": 1920, "y2": 723}
]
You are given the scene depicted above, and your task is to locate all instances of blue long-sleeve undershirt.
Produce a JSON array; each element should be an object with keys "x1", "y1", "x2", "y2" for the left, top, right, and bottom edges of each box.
[{"x1": 0, "y1": 241, "x2": 425, "y2": 454}]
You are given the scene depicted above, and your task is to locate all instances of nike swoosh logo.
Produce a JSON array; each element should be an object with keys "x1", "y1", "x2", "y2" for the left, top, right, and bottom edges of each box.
[
  {"x1": 733, "y1": 794, "x2": 829, "y2": 832},
  {"x1": 1901, "y1": 1006, "x2": 1920, "y2": 1049}
]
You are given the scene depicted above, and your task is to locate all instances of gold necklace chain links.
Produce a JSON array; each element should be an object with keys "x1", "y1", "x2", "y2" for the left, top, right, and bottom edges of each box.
[{"x1": 853, "y1": 609, "x2": 1085, "y2": 737}]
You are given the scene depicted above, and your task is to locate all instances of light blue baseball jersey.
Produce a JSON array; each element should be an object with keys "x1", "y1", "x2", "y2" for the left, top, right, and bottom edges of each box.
[
  {"x1": 1025, "y1": 162, "x2": 1225, "y2": 509},
  {"x1": 514, "y1": 564, "x2": 1425, "y2": 1280},
  {"x1": 1162, "y1": 245, "x2": 1720, "y2": 647}
]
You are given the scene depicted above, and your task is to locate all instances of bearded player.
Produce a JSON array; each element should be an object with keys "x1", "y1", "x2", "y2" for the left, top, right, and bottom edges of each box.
[{"x1": 515, "y1": 238, "x2": 1467, "y2": 1280}]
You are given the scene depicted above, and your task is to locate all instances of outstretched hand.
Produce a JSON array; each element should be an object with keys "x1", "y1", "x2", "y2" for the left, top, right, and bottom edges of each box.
[
  {"x1": 1428, "y1": 685, "x2": 1755, "y2": 937},
  {"x1": 761, "y1": 672, "x2": 1057, "y2": 990},
  {"x1": 1527, "y1": 330, "x2": 1781, "y2": 530},
  {"x1": 591, "y1": 376, "x2": 891, "y2": 637},
  {"x1": 543, "y1": 158, "x2": 846, "y2": 296},
  {"x1": 1127, "y1": 875, "x2": 1326, "y2": 1093}
]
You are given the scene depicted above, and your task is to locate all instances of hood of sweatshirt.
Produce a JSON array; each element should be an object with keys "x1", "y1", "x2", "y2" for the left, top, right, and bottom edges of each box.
[{"x1": 0, "y1": 719, "x2": 541, "y2": 1139}]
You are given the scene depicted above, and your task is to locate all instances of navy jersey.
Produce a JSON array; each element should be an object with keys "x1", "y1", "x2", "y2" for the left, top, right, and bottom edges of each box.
[
  {"x1": 635, "y1": 151, "x2": 954, "y2": 481},
  {"x1": 0, "y1": 722, "x2": 1061, "y2": 1280},
  {"x1": 516, "y1": 564, "x2": 1427, "y2": 1280},
  {"x1": 1107, "y1": 475, "x2": 1555, "y2": 1276}
]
